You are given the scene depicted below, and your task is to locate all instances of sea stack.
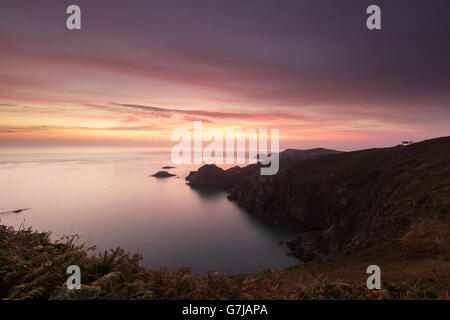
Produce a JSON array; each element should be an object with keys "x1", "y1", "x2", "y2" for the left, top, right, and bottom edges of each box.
[{"x1": 151, "y1": 171, "x2": 176, "y2": 178}]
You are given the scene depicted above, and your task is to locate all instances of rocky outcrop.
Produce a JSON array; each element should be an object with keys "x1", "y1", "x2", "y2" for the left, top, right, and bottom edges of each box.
[
  {"x1": 185, "y1": 137, "x2": 450, "y2": 262},
  {"x1": 186, "y1": 164, "x2": 245, "y2": 189},
  {"x1": 151, "y1": 171, "x2": 176, "y2": 178},
  {"x1": 0, "y1": 208, "x2": 30, "y2": 215},
  {"x1": 286, "y1": 237, "x2": 324, "y2": 262}
]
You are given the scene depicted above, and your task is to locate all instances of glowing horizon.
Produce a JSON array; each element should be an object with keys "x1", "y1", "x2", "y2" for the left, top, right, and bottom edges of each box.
[{"x1": 1, "y1": 1, "x2": 449, "y2": 151}]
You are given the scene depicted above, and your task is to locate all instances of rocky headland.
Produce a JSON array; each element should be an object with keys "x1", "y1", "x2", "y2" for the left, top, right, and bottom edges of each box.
[{"x1": 186, "y1": 137, "x2": 450, "y2": 262}]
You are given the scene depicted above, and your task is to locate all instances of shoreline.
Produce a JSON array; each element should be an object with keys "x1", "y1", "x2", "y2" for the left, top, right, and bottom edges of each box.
[{"x1": 1, "y1": 223, "x2": 448, "y2": 300}]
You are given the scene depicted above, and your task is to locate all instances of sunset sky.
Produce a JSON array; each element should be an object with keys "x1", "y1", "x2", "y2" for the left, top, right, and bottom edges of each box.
[{"x1": 1, "y1": 0, "x2": 449, "y2": 151}]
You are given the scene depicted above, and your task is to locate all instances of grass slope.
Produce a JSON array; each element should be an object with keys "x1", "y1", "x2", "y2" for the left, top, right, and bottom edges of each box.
[{"x1": 1, "y1": 216, "x2": 448, "y2": 300}]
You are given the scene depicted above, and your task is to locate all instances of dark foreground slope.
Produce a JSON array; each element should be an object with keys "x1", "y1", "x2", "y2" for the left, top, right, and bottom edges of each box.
[
  {"x1": 1, "y1": 222, "x2": 449, "y2": 299},
  {"x1": 186, "y1": 137, "x2": 450, "y2": 261}
]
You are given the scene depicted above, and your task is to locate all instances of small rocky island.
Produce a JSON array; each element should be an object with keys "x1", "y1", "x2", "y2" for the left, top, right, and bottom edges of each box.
[
  {"x1": 162, "y1": 166, "x2": 176, "y2": 169},
  {"x1": 151, "y1": 171, "x2": 176, "y2": 178}
]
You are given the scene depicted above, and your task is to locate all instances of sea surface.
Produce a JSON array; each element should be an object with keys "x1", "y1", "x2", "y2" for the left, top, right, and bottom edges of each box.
[{"x1": 0, "y1": 149, "x2": 298, "y2": 275}]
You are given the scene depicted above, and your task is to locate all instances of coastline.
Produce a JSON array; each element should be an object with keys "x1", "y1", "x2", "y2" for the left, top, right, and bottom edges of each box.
[
  {"x1": 185, "y1": 137, "x2": 450, "y2": 262},
  {"x1": 1, "y1": 137, "x2": 449, "y2": 300},
  {"x1": 1, "y1": 223, "x2": 448, "y2": 300}
]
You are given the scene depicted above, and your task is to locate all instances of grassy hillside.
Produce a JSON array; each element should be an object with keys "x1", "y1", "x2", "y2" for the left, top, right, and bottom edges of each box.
[{"x1": 1, "y1": 220, "x2": 449, "y2": 299}]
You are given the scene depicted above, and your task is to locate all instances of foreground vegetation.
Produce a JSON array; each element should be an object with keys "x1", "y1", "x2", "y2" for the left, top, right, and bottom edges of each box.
[{"x1": 1, "y1": 215, "x2": 449, "y2": 300}]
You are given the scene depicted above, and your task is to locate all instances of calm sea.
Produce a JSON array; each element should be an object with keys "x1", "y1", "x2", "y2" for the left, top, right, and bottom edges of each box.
[{"x1": 0, "y1": 149, "x2": 298, "y2": 275}]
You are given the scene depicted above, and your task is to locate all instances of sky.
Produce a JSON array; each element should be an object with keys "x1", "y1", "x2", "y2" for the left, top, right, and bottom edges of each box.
[{"x1": 1, "y1": 0, "x2": 449, "y2": 151}]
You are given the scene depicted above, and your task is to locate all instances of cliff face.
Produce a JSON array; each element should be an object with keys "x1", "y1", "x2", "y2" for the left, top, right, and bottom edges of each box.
[{"x1": 186, "y1": 137, "x2": 450, "y2": 261}]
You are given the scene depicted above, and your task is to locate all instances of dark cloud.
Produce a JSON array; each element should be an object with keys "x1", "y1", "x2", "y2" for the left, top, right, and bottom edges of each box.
[
  {"x1": 84, "y1": 103, "x2": 301, "y2": 122},
  {"x1": 0, "y1": 0, "x2": 449, "y2": 147},
  {"x1": 2, "y1": 0, "x2": 450, "y2": 111}
]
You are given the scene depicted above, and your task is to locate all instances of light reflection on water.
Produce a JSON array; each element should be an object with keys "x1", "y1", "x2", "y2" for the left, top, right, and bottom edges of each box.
[{"x1": 0, "y1": 150, "x2": 298, "y2": 275}]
